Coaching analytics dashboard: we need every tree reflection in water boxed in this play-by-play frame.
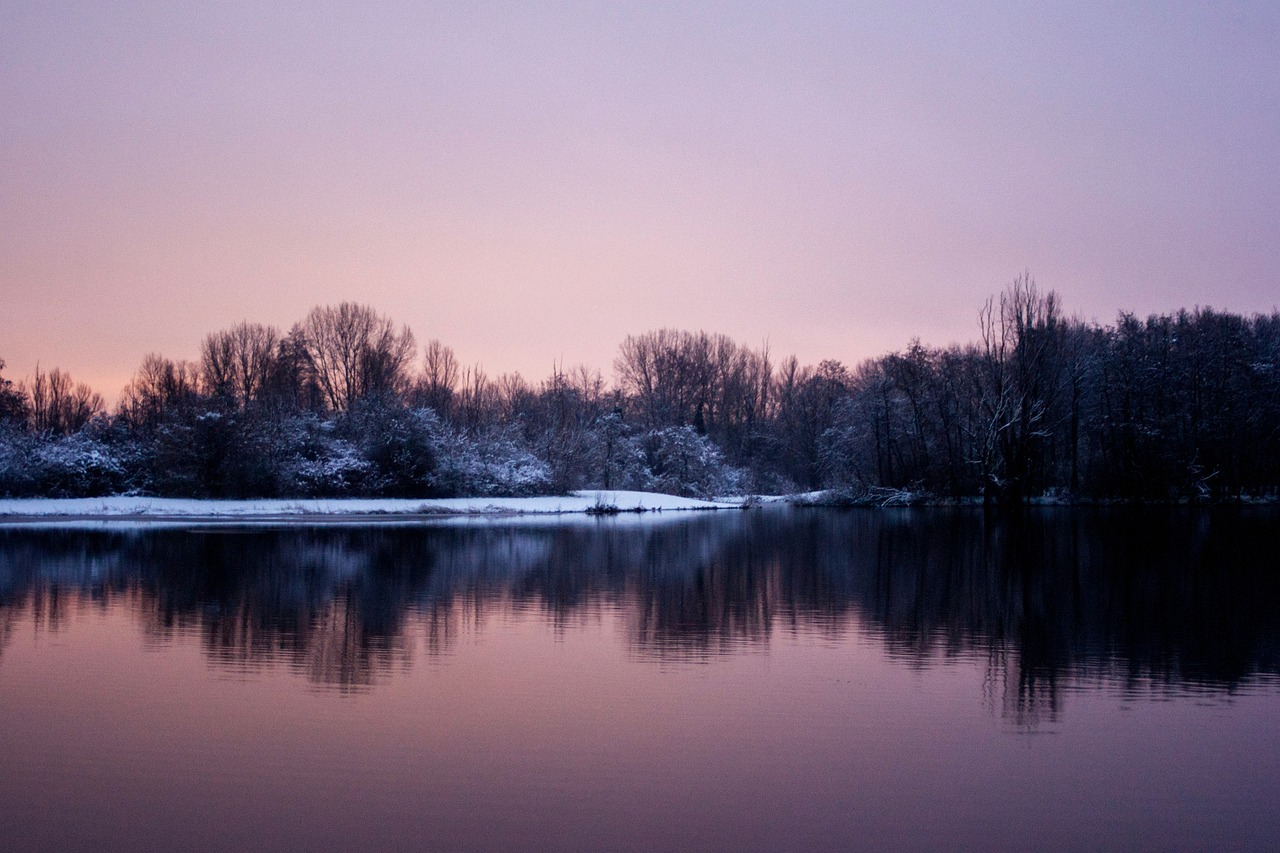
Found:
[1,508,1277,712]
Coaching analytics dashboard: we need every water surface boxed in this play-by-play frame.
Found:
[1,508,1278,851]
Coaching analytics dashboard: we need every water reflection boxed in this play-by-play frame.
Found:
[1,508,1277,714]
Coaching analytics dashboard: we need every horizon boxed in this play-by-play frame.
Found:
[7,287,1280,410]
[4,2,1279,403]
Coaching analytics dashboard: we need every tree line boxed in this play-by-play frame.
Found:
[2,277,1278,501]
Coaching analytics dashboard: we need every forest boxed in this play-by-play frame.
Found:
[2,277,1278,503]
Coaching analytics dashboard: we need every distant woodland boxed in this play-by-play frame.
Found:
[2,276,1278,502]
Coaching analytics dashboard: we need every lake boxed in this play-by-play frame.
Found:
[1,507,1277,851]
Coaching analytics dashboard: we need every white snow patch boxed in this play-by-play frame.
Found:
[0,490,742,523]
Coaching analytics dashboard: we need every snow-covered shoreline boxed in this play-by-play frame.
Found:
[0,490,744,524]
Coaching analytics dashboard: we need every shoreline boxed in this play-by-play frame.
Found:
[0,490,747,526]
[2,490,1275,527]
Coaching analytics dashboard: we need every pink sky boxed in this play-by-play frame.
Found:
[3,2,1278,402]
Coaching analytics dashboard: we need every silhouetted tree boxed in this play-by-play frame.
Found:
[118,354,200,428]
[298,303,416,412]
[23,366,103,435]
[200,321,280,409]
[415,339,459,417]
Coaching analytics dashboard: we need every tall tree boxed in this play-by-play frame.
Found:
[118,354,200,427]
[298,303,416,412]
[416,339,459,417]
[23,366,104,434]
[974,274,1065,502]
[200,322,281,408]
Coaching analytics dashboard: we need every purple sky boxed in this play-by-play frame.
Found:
[3,1,1278,400]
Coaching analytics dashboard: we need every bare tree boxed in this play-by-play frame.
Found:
[527,362,610,491]
[973,273,1064,501]
[773,357,851,489]
[417,339,459,416]
[495,372,533,422]
[23,365,104,434]
[298,303,416,411]
[455,364,498,429]
[615,330,669,429]
[615,329,763,437]
[119,354,199,426]
[200,322,280,408]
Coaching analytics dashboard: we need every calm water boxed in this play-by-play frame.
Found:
[1,508,1278,851]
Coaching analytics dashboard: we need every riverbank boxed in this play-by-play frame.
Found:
[5,488,1272,525]
[0,490,745,524]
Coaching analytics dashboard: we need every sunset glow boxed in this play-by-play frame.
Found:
[3,2,1277,399]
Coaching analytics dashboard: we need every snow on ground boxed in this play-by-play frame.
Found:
[0,490,743,523]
